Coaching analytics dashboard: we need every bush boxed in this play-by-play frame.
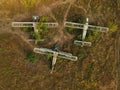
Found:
[30,16,48,44]
[107,22,118,32]
[23,27,33,32]
[86,35,93,42]
[37,16,48,33]
[76,35,82,40]
[24,52,38,63]
[86,30,99,42]
[36,17,48,43]
[78,54,84,60]
[66,27,74,34]
[46,54,52,60]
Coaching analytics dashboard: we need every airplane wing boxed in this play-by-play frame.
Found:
[12,22,34,27]
[57,51,77,61]
[33,48,78,61]
[12,22,58,28]
[33,48,54,54]
[44,22,58,28]
[74,40,92,46]
[64,22,84,29]
[64,22,109,32]
[88,25,109,32]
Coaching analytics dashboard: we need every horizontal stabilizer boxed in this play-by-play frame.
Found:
[74,40,92,46]
[44,22,59,28]
[64,22,84,29]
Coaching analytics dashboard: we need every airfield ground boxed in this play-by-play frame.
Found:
[0,0,120,90]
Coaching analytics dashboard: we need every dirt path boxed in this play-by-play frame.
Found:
[73,4,87,14]
[46,0,76,46]
[55,2,74,45]
[39,0,76,21]
[39,5,58,22]
[49,0,75,8]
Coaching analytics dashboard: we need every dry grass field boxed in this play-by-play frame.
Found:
[0,0,120,90]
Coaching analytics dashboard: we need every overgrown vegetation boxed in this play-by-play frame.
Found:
[67,27,99,42]
[66,27,74,34]
[77,53,84,60]
[76,35,82,40]
[32,16,48,44]
[24,52,38,63]
[0,0,119,89]
[86,30,99,42]
[107,22,118,32]
[22,16,48,44]
[46,53,53,60]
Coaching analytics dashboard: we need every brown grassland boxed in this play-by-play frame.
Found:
[0,0,120,90]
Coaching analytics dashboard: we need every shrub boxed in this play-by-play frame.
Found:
[76,35,82,40]
[23,27,33,32]
[78,54,84,60]
[46,54,52,60]
[24,52,37,63]
[107,22,118,32]
[87,34,94,42]
[31,16,48,44]
[32,32,42,44]
[92,30,99,36]
[66,27,74,34]
[37,16,48,33]
[86,30,99,42]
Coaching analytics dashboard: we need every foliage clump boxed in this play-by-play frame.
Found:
[46,53,52,60]
[107,22,118,32]
[86,30,99,42]
[24,52,38,63]
[31,16,48,44]
[37,17,48,32]
[33,17,48,43]
[77,53,84,60]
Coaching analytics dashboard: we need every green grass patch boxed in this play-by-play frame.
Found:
[24,52,38,63]
[107,22,118,32]
[77,54,84,60]
[86,30,99,42]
